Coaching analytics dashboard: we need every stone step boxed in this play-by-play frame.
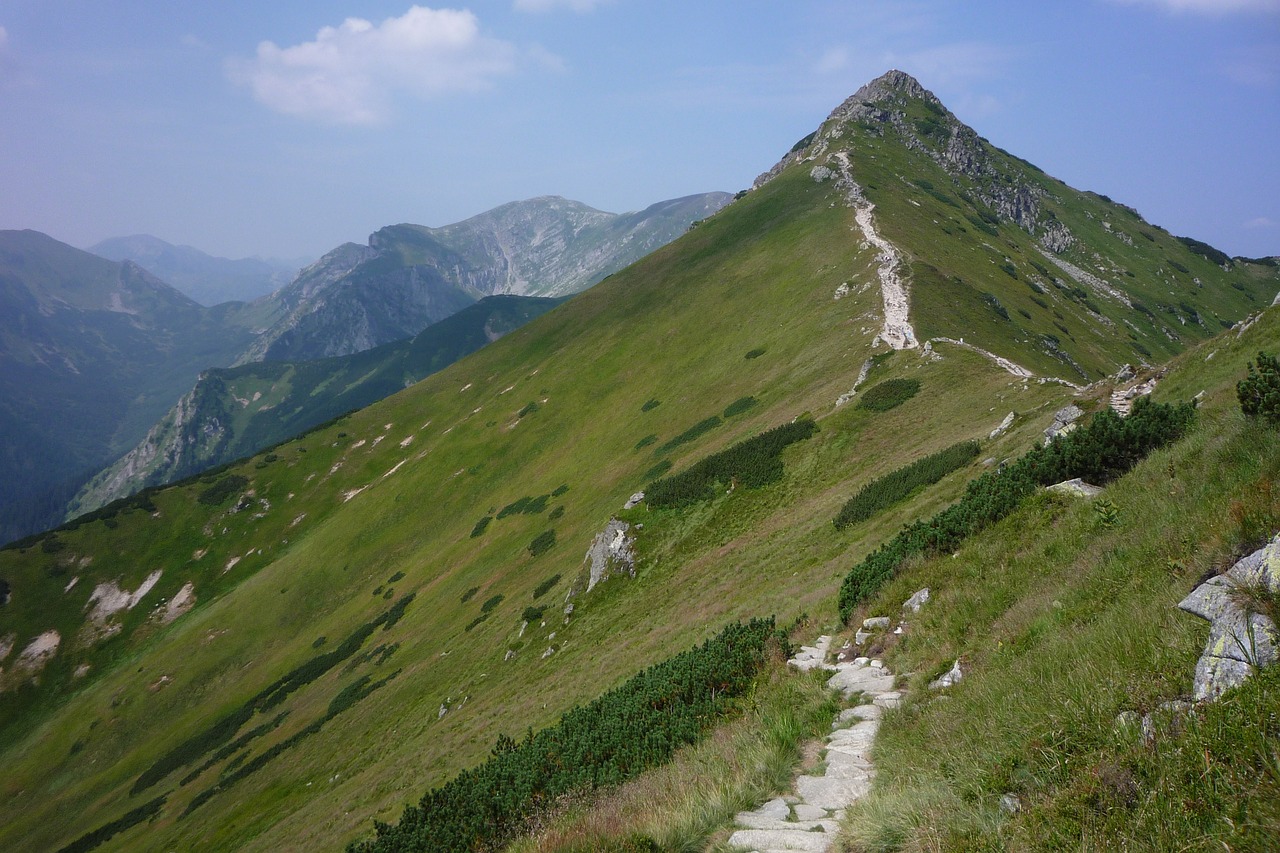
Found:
[727,827,835,852]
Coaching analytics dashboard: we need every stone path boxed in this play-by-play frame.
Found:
[726,635,900,853]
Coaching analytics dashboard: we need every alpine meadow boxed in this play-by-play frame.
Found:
[1,70,1278,853]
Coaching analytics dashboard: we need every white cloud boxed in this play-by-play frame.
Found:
[227,6,519,124]
[514,0,610,11]
[814,48,851,75]
[1107,0,1280,14]
[1245,216,1279,228]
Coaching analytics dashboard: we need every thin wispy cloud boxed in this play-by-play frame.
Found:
[514,0,610,11]
[1245,216,1278,228]
[1107,0,1280,14]
[227,6,519,125]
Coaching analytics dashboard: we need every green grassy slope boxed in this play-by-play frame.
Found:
[67,295,564,517]
[0,74,1275,853]
[839,306,1280,852]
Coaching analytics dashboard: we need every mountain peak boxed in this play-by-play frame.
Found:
[856,69,931,101]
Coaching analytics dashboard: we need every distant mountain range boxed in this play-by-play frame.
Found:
[0,192,730,541]
[241,193,731,363]
[87,234,305,306]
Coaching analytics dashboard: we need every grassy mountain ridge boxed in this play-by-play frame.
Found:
[0,72,1276,852]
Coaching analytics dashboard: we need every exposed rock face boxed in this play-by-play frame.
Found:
[1178,535,1280,701]
[583,518,636,592]
[1044,404,1084,443]
[902,588,931,613]
[755,69,1073,251]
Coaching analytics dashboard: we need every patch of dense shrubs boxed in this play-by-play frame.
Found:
[1238,351,1280,425]
[518,401,540,418]
[641,399,661,412]
[856,379,921,412]
[131,595,414,795]
[481,594,504,614]
[656,416,723,455]
[745,348,766,359]
[460,586,479,604]
[643,460,672,481]
[723,396,758,418]
[348,618,778,853]
[645,419,819,509]
[528,530,557,557]
[470,516,492,538]
[197,475,249,506]
[184,670,401,817]
[522,606,546,623]
[834,441,981,530]
[837,399,1195,622]
[552,484,570,497]
[635,434,658,450]
[179,712,289,786]
[56,796,167,853]
[533,574,561,599]
[497,495,550,518]
[548,505,565,521]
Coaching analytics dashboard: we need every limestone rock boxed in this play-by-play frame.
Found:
[1177,534,1280,701]
[583,518,636,592]
[1044,404,1084,443]
[623,491,645,509]
[1047,478,1103,498]
[929,659,964,690]
[862,616,891,630]
[989,411,1015,439]
[902,587,931,613]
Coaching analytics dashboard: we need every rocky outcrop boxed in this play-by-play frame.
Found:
[1178,535,1280,701]
[583,518,636,592]
[1044,404,1084,443]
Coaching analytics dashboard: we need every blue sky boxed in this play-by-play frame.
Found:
[0,0,1276,261]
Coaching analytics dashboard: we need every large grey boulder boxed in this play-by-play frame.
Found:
[1047,478,1103,498]
[1178,535,1280,701]
[1044,404,1084,443]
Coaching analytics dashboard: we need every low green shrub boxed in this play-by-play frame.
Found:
[470,517,492,538]
[528,530,556,557]
[481,594,504,614]
[635,434,658,450]
[460,586,479,604]
[723,396,758,418]
[521,606,546,623]
[646,419,819,509]
[518,401,539,418]
[347,619,778,853]
[837,399,1194,621]
[834,440,981,530]
[744,348,766,359]
[856,379,921,412]
[197,475,248,506]
[1238,351,1280,425]
[532,574,561,599]
[641,399,661,412]
[56,796,167,853]
[656,416,723,455]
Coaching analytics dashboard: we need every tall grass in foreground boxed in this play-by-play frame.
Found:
[840,410,1280,852]
[507,664,838,853]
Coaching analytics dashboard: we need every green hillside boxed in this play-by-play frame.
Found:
[67,295,563,517]
[0,72,1275,853]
